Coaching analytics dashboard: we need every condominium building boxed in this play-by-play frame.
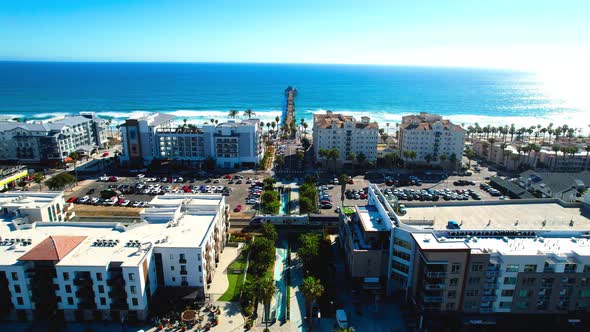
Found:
[1,191,67,232]
[0,193,229,322]
[0,114,107,164]
[339,184,590,329]
[121,113,265,169]
[313,111,379,165]
[399,112,465,168]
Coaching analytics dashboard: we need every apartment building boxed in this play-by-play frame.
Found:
[0,193,229,322]
[1,192,67,232]
[313,111,379,166]
[122,114,264,169]
[518,170,590,201]
[338,184,590,328]
[120,113,175,168]
[399,112,465,168]
[0,115,106,164]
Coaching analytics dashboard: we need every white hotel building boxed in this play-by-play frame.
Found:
[313,111,379,166]
[0,193,229,322]
[121,113,264,169]
[399,112,465,168]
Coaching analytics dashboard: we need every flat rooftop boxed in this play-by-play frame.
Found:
[401,202,590,231]
[356,205,390,232]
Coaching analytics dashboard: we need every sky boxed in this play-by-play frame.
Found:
[0,0,589,70]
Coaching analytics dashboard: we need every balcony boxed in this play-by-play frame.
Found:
[425,272,447,278]
[74,277,93,286]
[108,291,127,299]
[181,281,189,287]
[75,288,94,298]
[180,270,188,275]
[424,283,446,290]
[423,296,444,303]
[485,271,500,277]
[107,277,125,287]
[179,258,187,264]
[481,295,497,302]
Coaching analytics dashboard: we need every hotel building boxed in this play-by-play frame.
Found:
[0,114,107,164]
[0,193,229,322]
[338,184,590,329]
[313,111,379,166]
[121,113,264,169]
[398,112,465,168]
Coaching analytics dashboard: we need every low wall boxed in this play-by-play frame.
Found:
[402,198,582,209]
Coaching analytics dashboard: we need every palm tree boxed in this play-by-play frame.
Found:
[302,122,308,134]
[244,109,255,119]
[210,118,215,124]
[183,118,188,130]
[266,122,271,141]
[356,152,367,170]
[439,153,447,169]
[449,153,458,169]
[275,116,280,125]
[271,121,276,138]
[464,149,476,168]
[228,109,239,119]
[253,275,276,329]
[301,276,324,326]
[69,151,79,184]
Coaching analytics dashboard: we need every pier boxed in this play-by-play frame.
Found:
[282,86,297,133]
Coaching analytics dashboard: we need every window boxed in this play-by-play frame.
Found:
[96,273,102,281]
[449,278,458,286]
[501,290,514,297]
[130,286,137,294]
[584,265,590,273]
[200,277,203,284]
[198,266,202,272]
[465,290,479,297]
[516,301,528,309]
[445,303,455,310]
[451,264,461,273]
[394,238,411,250]
[392,261,409,274]
[506,264,519,272]
[14,285,21,293]
[468,277,481,285]
[67,297,74,305]
[180,253,186,260]
[471,263,483,272]
[518,290,531,298]
[580,290,590,298]
[503,277,517,285]
[63,272,69,281]
[98,285,104,293]
[128,273,135,281]
[524,264,537,272]
[522,277,536,286]
[499,301,512,309]
[448,290,456,299]
[17,297,23,305]
[171,266,175,271]
[169,254,174,259]
[132,298,138,306]
[65,285,71,293]
[100,297,106,305]
[11,272,18,281]
[198,254,201,261]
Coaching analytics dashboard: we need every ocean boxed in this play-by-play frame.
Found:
[0,61,587,130]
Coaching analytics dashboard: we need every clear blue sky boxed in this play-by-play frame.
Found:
[1,0,589,69]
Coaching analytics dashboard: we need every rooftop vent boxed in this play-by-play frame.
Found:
[502,237,509,243]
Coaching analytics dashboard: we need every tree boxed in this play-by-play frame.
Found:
[228,109,239,119]
[275,116,280,125]
[249,237,275,274]
[301,276,325,325]
[439,153,447,169]
[33,172,45,191]
[253,275,276,329]
[45,173,77,191]
[203,156,216,172]
[296,150,305,163]
[346,152,356,162]
[356,152,367,169]
[210,118,215,124]
[464,149,476,168]
[338,174,349,206]
[297,233,321,272]
[449,153,458,169]
[261,223,278,244]
[274,154,285,168]
[302,122,308,134]
[263,177,276,190]
[244,109,255,119]
[301,137,311,151]
[68,151,79,183]
[383,152,397,168]
[261,190,280,214]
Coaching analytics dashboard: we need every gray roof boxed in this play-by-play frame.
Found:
[0,116,91,133]
[150,113,175,127]
[520,170,590,194]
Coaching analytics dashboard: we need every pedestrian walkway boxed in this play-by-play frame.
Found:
[208,244,243,296]
[289,253,306,332]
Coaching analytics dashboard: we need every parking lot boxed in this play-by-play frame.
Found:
[64,172,267,216]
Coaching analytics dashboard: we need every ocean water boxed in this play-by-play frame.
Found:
[0,61,587,129]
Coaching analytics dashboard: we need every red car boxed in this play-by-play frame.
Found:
[234,204,242,212]
[116,198,125,206]
[102,152,109,157]
[359,193,367,199]
[66,197,77,203]
[348,178,354,184]
[224,174,233,179]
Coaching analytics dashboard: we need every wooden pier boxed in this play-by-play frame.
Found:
[282,86,297,132]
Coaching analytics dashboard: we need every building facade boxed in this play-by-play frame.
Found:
[313,111,379,166]
[0,193,229,322]
[121,113,265,169]
[338,184,590,329]
[399,112,465,168]
[0,115,106,164]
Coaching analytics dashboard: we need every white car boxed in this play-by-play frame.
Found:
[99,176,108,182]
[121,200,130,206]
[137,174,145,178]
[132,201,142,207]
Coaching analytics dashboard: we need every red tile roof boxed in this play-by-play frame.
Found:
[18,235,87,261]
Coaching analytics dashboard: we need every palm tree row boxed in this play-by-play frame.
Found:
[465,122,585,145]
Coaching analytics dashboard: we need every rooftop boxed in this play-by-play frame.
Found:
[400,201,590,231]
[356,205,390,232]
[313,112,378,130]
[0,192,62,209]
[400,112,463,131]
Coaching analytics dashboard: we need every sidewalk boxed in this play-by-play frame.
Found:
[289,252,306,332]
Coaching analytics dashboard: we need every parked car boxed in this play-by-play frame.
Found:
[102,152,109,157]
[66,197,77,203]
[234,204,242,212]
